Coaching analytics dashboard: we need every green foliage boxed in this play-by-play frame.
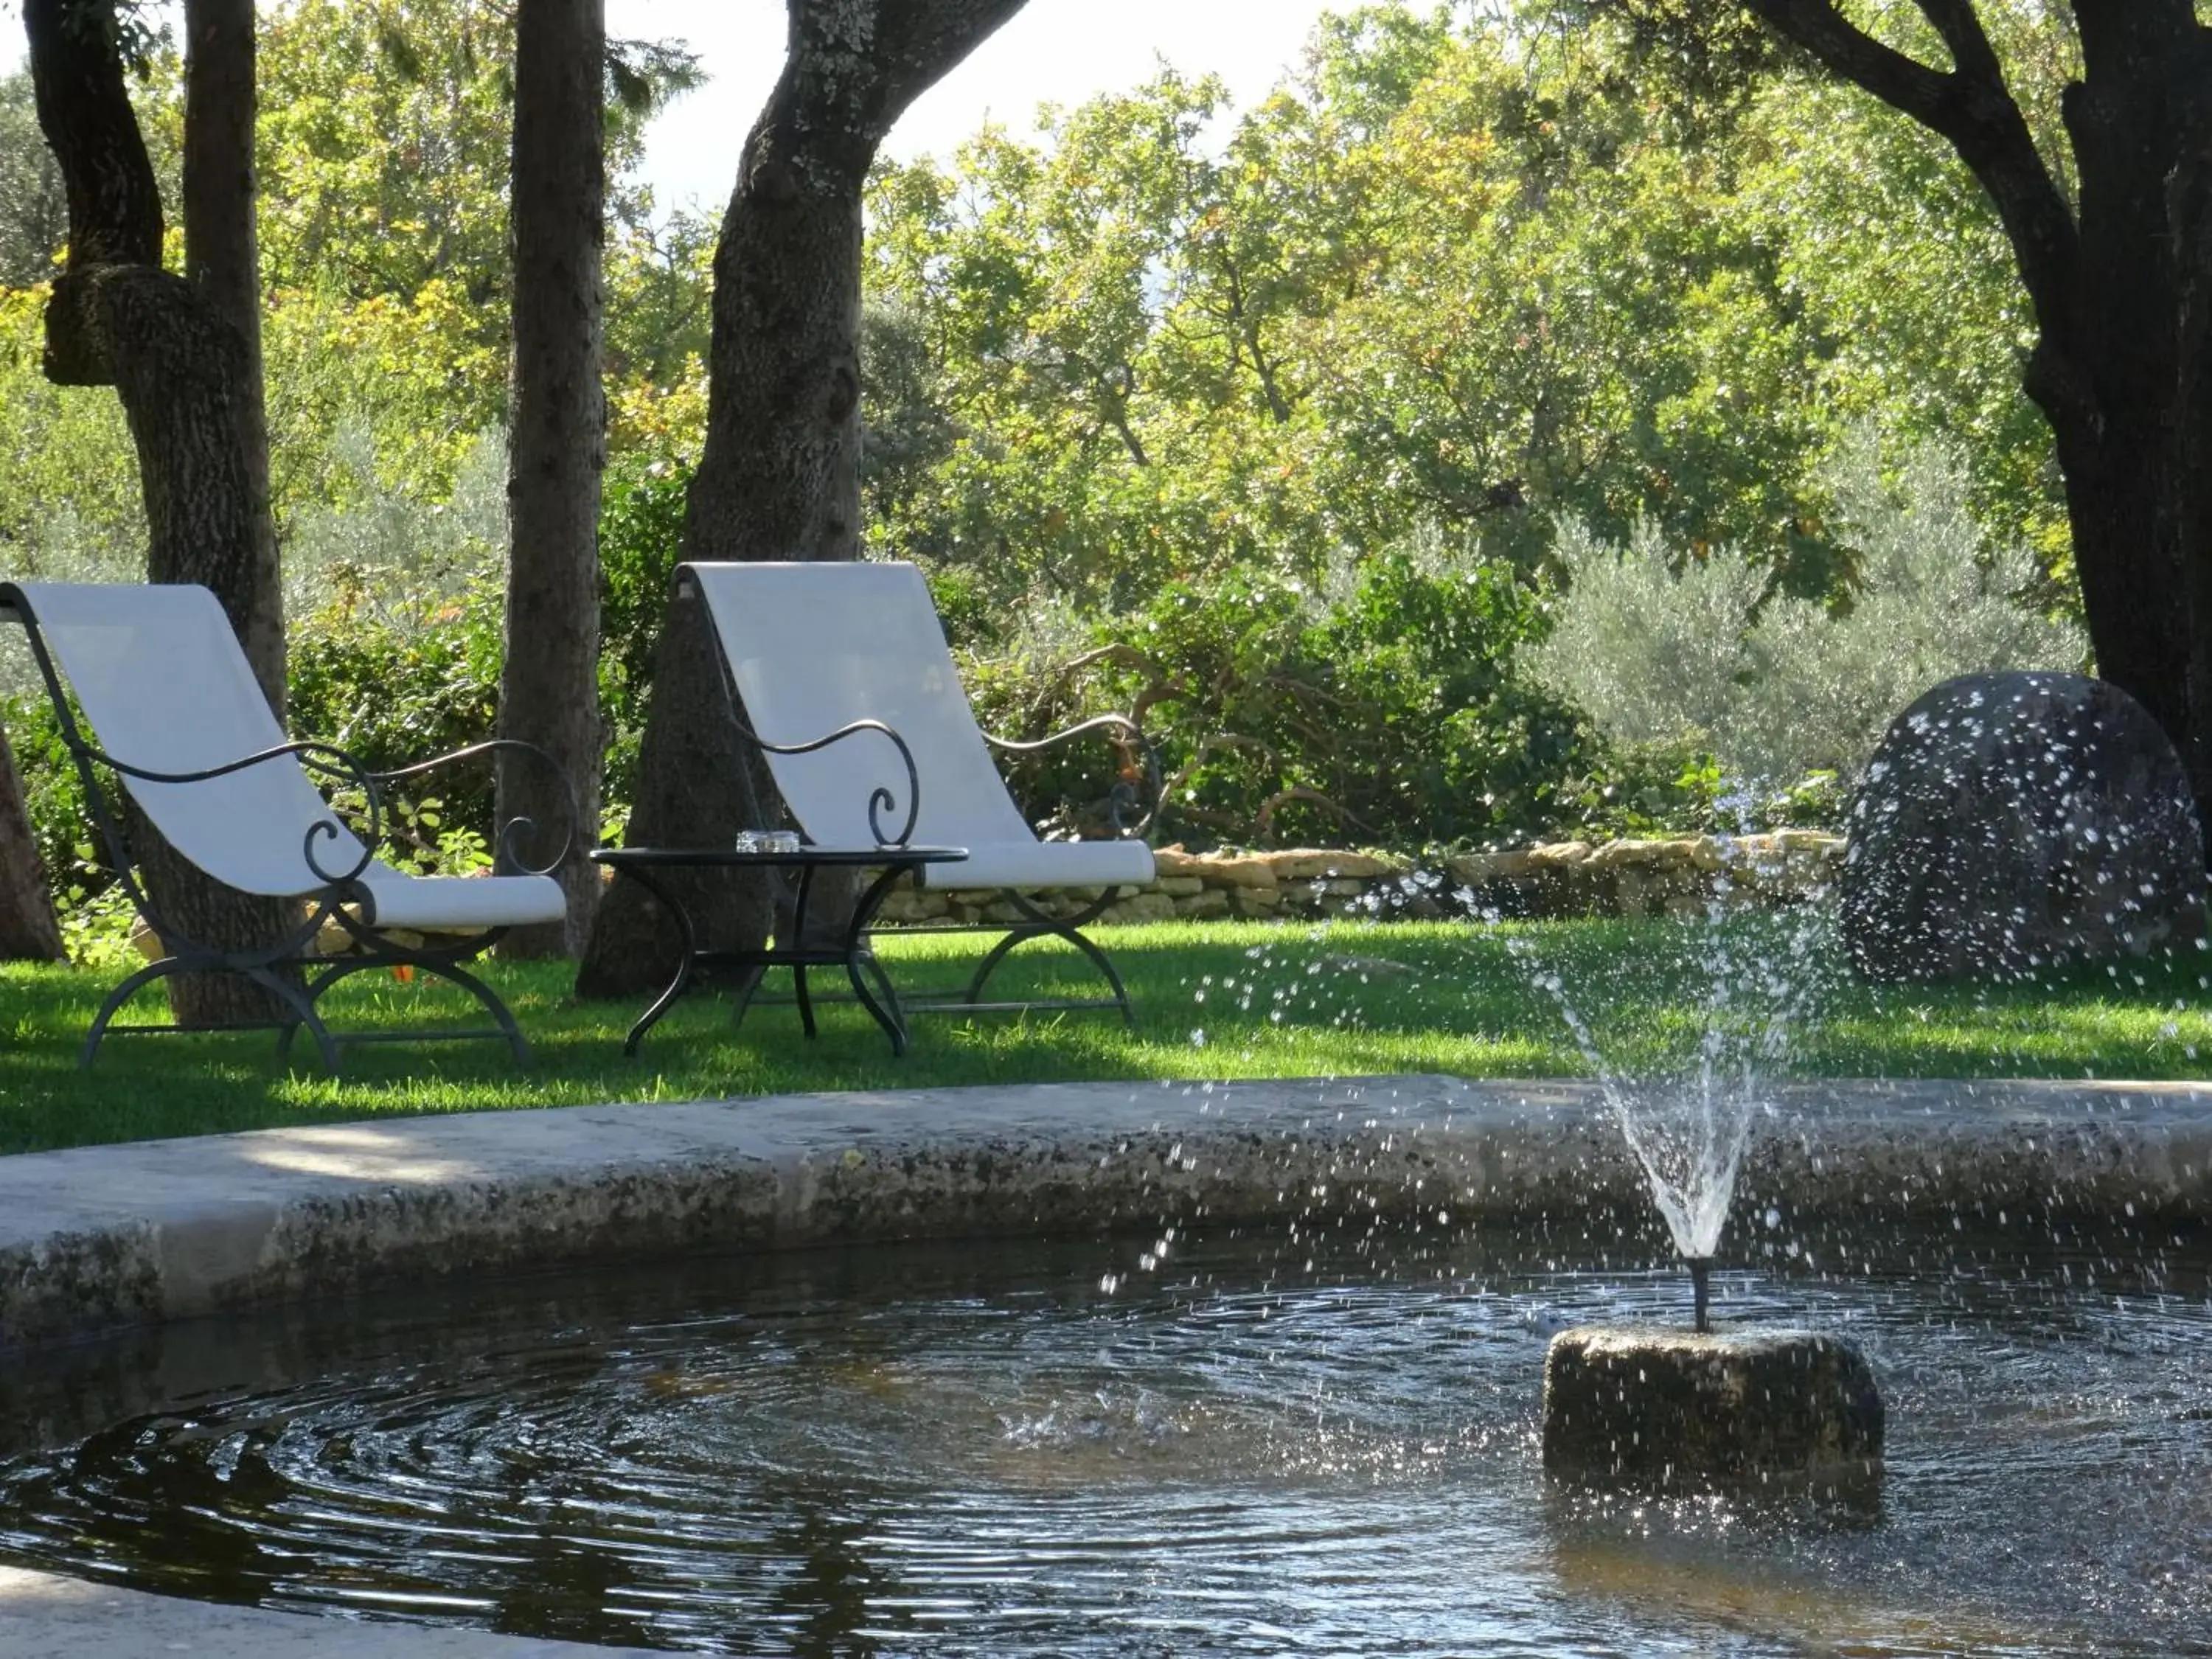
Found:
[0,74,64,288]
[863,4,2071,613]
[254,0,515,313]
[605,210,716,390]
[0,690,100,924]
[282,421,508,619]
[253,0,699,330]
[597,456,692,812]
[1523,429,2087,787]
[0,288,145,599]
[1745,69,2069,577]
[964,547,1602,849]
[285,577,506,870]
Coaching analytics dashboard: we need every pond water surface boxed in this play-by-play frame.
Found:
[0,1221,2203,1655]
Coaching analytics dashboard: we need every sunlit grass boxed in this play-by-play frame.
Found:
[0,917,2206,1155]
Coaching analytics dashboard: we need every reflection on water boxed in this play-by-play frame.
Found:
[0,1225,2203,1655]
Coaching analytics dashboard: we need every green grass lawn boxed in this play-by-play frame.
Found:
[0,916,2208,1155]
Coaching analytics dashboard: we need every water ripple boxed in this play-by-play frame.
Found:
[0,1228,2200,1655]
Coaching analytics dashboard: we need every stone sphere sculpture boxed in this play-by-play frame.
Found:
[1840,672,2206,982]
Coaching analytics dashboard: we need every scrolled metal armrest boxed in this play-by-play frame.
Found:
[371,738,582,877]
[984,712,1162,839]
[728,715,921,848]
[83,737,385,887]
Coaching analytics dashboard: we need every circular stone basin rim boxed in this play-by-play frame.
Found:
[0,1074,2204,1656]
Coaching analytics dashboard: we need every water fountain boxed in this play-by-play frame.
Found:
[1515,886,1888,1489]
[0,1208,2199,1653]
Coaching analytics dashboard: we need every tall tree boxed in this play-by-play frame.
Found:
[501,0,606,956]
[1732,0,2212,825]
[579,0,1031,996]
[26,0,291,1023]
[183,0,278,705]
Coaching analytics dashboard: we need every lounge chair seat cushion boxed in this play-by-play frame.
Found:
[355,869,566,931]
[914,838,1154,891]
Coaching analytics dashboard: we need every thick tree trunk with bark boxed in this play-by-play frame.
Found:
[183,0,279,703]
[580,0,1029,997]
[1745,0,2212,835]
[0,729,65,961]
[2055,14,2212,810]
[501,0,607,957]
[28,0,293,1023]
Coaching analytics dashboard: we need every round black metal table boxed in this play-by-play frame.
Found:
[588,844,967,1057]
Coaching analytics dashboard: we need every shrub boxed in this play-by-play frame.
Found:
[285,577,506,872]
[961,549,1607,849]
[2,687,95,914]
[1523,429,2086,789]
[282,422,507,625]
[597,455,691,815]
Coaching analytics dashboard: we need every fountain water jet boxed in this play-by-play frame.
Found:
[1514,884,1884,1486]
[1515,887,1826,1318]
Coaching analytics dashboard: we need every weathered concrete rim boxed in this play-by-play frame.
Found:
[0,1073,2207,1655]
[1,1073,2206,1353]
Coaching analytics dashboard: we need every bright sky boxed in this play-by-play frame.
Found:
[608,0,1345,215]
[1,1,1346,214]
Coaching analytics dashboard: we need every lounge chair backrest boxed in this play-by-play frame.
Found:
[684,561,1039,852]
[4,582,369,898]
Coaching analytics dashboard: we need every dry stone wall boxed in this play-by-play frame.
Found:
[872,832,1841,927]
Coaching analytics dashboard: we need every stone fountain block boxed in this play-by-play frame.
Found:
[1542,1326,1882,1489]
[1840,671,2205,982]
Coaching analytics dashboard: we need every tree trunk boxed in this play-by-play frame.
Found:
[183,0,279,706]
[0,728,65,962]
[580,0,1029,997]
[501,0,606,958]
[29,0,293,1023]
[1744,0,2212,836]
[571,590,774,998]
[2051,18,2212,818]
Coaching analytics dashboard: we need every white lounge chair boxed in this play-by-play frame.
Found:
[0,581,574,1068]
[683,560,1158,1022]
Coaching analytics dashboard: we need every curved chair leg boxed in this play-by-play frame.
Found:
[82,957,344,1073]
[406,956,532,1065]
[276,959,372,1062]
[959,923,1037,1006]
[80,958,183,1070]
[276,947,529,1067]
[254,966,343,1073]
[846,864,915,1054]
[961,890,1135,1025]
[88,954,344,1073]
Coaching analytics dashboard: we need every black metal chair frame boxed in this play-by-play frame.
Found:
[877,716,1164,1026]
[4,587,577,1071]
